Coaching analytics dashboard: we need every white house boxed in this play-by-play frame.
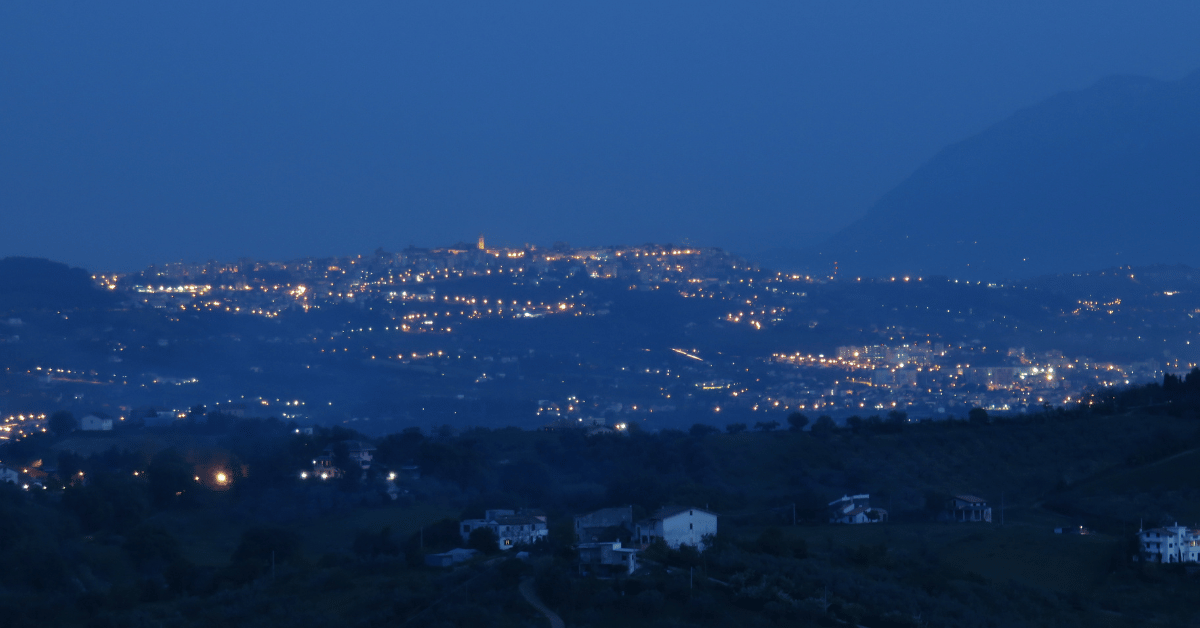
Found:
[829,494,887,524]
[460,509,549,550]
[577,541,639,575]
[323,440,376,470]
[0,465,18,484]
[635,506,718,551]
[80,414,113,431]
[1139,523,1200,563]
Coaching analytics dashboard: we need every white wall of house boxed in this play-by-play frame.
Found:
[495,521,549,549]
[80,415,113,431]
[637,509,717,550]
[1140,525,1200,563]
[832,511,871,524]
[460,516,549,550]
[828,494,886,524]
[578,541,639,575]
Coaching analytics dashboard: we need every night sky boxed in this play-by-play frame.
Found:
[2,2,1199,271]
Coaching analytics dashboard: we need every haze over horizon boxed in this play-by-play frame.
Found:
[2,2,1200,272]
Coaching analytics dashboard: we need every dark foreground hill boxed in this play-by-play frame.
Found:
[812,69,1200,281]
[0,256,118,312]
[5,376,1200,627]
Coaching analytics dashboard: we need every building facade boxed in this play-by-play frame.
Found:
[944,495,992,522]
[635,507,717,551]
[828,494,888,524]
[577,541,638,575]
[574,506,633,543]
[1139,524,1200,563]
[460,509,549,550]
[80,414,113,431]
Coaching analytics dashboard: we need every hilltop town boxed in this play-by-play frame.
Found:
[3,245,1196,438]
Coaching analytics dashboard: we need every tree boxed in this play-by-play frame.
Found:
[467,526,500,554]
[756,527,788,556]
[1185,367,1200,391]
[354,526,400,559]
[725,423,747,434]
[811,415,836,436]
[375,426,425,466]
[146,449,195,508]
[227,525,301,583]
[405,517,462,555]
[968,408,989,424]
[754,420,780,432]
[48,410,76,436]
[689,423,719,437]
[786,413,809,432]
[674,543,703,568]
[330,440,353,474]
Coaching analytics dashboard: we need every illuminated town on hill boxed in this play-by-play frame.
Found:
[4,240,1171,435]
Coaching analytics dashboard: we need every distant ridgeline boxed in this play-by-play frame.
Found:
[0,257,118,311]
[811,69,1200,281]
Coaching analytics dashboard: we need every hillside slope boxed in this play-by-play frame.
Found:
[0,257,118,312]
[812,69,1200,280]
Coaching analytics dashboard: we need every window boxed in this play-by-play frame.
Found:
[504,539,512,546]
[689,523,693,530]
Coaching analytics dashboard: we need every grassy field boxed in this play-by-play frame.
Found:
[936,525,1116,593]
[1053,447,1200,524]
[738,515,1119,595]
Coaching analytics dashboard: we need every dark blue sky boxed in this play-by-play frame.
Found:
[3,2,1199,271]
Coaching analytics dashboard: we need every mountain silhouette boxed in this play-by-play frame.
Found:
[0,257,117,311]
[812,69,1200,280]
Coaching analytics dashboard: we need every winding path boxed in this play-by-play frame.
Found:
[519,578,565,628]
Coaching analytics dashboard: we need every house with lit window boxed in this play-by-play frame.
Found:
[828,494,887,524]
[635,506,717,551]
[460,509,549,550]
[1139,523,1200,563]
[309,455,343,480]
